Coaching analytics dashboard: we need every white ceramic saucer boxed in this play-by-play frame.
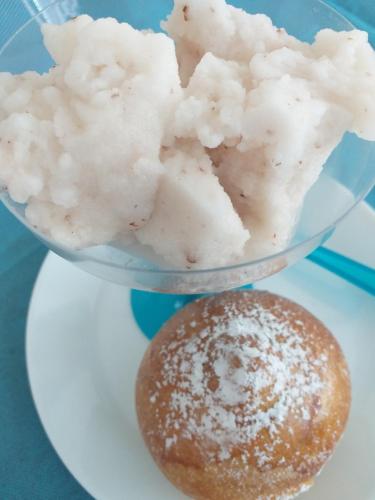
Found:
[26,201,375,500]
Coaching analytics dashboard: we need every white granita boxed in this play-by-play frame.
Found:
[0,15,180,248]
[210,77,352,257]
[1,0,375,268]
[165,0,375,259]
[136,142,250,269]
[163,0,306,85]
[173,53,250,148]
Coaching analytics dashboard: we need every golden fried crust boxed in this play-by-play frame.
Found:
[136,291,351,500]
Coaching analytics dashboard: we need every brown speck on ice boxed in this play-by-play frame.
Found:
[182,5,189,22]
[208,376,219,392]
[129,222,138,228]
[299,160,303,165]
[275,162,282,167]
[186,254,197,264]
[64,215,71,223]
[240,193,246,198]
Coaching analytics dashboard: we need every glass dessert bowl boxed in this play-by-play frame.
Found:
[1,0,374,294]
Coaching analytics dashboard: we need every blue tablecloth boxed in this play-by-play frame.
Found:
[0,2,374,499]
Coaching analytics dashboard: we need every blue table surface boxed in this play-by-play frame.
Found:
[0,1,374,499]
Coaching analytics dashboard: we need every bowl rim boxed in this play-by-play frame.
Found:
[1,0,374,277]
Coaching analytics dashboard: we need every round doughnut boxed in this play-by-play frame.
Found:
[136,291,351,499]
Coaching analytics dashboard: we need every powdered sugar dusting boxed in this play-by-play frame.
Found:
[150,294,329,467]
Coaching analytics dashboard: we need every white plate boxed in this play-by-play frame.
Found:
[27,201,375,500]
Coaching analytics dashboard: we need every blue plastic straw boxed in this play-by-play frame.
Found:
[307,247,375,296]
